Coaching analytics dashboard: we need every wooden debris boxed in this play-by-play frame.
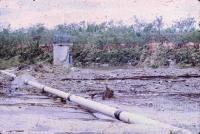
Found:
[17,64,30,71]
[34,64,53,73]
[102,86,114,100]
[89,86,114,100]
[61,74,200,81]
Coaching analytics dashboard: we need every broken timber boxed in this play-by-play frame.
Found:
[61,74,200,81]
[0,70,192,134]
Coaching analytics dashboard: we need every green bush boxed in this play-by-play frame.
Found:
[175,48,200,66]
[0,17,199,68]
[154,45,175,66]
[73,44,142,66]
[19,41,42,63]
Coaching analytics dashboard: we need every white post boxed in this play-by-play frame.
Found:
[53,43,72,66]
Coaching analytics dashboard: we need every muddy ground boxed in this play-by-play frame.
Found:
[0,65,200,134]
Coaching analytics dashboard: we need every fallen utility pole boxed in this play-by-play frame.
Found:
[0,70,191,134]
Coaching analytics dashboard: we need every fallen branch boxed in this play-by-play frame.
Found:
[61,74,200,81]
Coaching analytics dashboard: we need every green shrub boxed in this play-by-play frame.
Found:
[0,18,199,68]
[175,48,200,66]
[154,45,175,66]
[0,56,20,69]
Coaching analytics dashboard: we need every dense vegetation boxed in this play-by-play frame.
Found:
[0,17,199,69]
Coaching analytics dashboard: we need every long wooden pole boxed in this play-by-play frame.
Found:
[0,70,191,134]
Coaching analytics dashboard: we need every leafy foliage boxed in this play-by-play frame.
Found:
[0,17,199,68]
[175,48,200,66]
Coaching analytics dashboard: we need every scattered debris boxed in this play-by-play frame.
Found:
[61,74,200,81]
[102,86,114,100]
[17,64,30,71]
[33,64,53,73]
[34,64,44,72]
[88,86,114,100]
[0,65,200,133]
[6,130,24,133]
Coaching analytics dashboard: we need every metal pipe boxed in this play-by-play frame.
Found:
[0,70,191,134]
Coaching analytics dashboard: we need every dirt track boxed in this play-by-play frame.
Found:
[0,65,200,134]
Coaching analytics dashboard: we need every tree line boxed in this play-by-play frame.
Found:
[0,17,199,68]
